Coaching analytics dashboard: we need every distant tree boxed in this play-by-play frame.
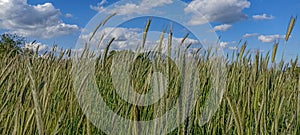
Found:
[0,33,25,57]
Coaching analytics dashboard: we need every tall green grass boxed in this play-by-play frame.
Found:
[1,42,299,134]
[0,17,299,134]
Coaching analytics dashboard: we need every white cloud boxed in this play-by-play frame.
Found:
[253,14,274,20]
[65,13,73,18]
[243,33,259,38]
[24,42,49,52]
[79,27,201,53]
[258,34,285,43]
[0,0,79,39]
[79,27,142,50]
[220,41,237,50]
[90,0,107,13]
[213,24,232,31]
[184,0,250,25]
[91,0,173,15]
[220,42,229,47]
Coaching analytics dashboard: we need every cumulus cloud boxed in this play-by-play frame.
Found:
[90,0,107,13]
[79,27,201,53]
[79,27,142,50]
[253,13,274,20]
[64,13,73,18]
[220,41,237,50]
[213,24,232,31]
[24,42,49,52]
[258,34,285,43]
[184,0,251,25]
[0,0,79,39]
[243,33,259,38]
[220,42,229,47]
[91,0,173,15]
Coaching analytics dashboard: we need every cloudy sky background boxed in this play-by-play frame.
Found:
[0,0,299,61]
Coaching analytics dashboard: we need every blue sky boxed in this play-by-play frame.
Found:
[0,0,299,61]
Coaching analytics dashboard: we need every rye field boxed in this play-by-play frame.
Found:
[0,17,299,135]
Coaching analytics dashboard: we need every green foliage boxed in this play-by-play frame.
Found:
[0,33,25,57]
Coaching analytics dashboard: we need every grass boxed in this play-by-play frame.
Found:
[0,17,300,134]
